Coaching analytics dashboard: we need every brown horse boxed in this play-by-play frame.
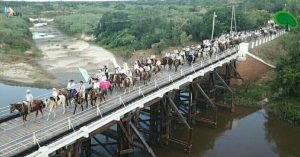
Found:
[152,64,161,76]
[218,42,226,52]
[88,89,106,107]
[142,71,151,85]
[59,89,71,106]
[10,100,45,122]
[73,92,86,114]
[109,74,123,89]
[161,57,173,70]
[122,77,136,94]
[173,59,183,72]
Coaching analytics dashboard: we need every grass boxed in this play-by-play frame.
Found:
[249,33,291,65]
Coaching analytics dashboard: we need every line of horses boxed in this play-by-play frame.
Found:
[9,27,283,123]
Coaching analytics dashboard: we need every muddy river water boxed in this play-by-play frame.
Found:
[1,83,299,157]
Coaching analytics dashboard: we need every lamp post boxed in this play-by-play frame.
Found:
[211,12,217,40]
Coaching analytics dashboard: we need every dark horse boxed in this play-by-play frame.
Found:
[173,59,183,72]
[73,92,86,114]
[88,89,106,107]
[10,100,45,122]
[161,57,173,70]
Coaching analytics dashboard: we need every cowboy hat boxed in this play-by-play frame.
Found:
[26,89,31,93]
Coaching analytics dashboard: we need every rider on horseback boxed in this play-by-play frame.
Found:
[52,88,59,102]
[77,81,86,99]
[103,65,109,80]
[67,79,75,93]
[24,89,33,113]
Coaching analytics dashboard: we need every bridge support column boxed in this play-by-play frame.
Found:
[167,91,193,154]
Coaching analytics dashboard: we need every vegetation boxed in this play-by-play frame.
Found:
[236,32,300,124]
[0,16,40,56]
[25,0,281,57]
[270,32,300,124]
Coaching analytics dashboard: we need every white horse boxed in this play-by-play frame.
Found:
[45,95,66,121]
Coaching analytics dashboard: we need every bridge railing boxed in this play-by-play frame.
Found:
[0,30,286,121]
[0,31,286,156]
[0,45,238,156]
[0,92,53,120]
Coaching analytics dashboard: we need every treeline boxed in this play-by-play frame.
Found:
[93,1,274,56]
[270,32,300,124]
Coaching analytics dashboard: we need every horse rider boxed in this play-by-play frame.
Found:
[115,66,121,74]
[147,57,152,70]
[165,52,170,58]
[180,49,185,63]
[120,67,127,76]
[133,61,139,71]
[92,78,100,93]
[170,52,176,61]
[24,89,33,113]
[77,81,86,99]
[144,64,151,78]
[52,88,59,102]
[67,79,76,97]
[103,65,109,80]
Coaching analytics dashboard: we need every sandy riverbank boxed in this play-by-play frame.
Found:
[0,54,60,88]
[0,22,120,88]
[31,23,119,84]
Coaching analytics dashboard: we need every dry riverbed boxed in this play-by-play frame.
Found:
[0,22,120,88]
[0,54,59,88]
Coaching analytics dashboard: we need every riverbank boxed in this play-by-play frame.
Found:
[0,54,60,88]
[234,32,300,125]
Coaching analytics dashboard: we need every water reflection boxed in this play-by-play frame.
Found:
[155,108,300,157]
[265,114,300,157]
[0,83,50,108]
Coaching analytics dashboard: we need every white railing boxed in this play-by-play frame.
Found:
[0,47,237,157]
[0,30,285,121]
[0,31,286,157]
[0,93,53,120]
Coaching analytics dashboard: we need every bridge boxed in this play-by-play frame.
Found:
[0,31,285,157]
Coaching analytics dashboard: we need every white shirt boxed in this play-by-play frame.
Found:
[52,91,58,98]
[144,66,150,72]
[67,82,75,90]
[25,93,33,102]
[93,82,100,89]
[134,63,139,70]
[180,51,185,56]
[120,69,126,74]
[78,84,85,93]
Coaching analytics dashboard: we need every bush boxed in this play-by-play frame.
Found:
[0,16,34,55]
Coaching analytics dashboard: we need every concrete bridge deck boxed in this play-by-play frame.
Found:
[0,31,285,157]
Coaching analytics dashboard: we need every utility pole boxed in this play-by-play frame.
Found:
[211,12,217,40]
[230,5,237,33]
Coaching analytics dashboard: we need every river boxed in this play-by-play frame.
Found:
[0,83,299,157]
[154,107,300,157]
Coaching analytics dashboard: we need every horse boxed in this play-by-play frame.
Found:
[161,57,173,70]
[152,64,161,76]
[73,92,86,114]
[173,58,183,72]
[59,88,71,106]
[218,42,226,53]
[46,95,66,121]
[122,77,136,94]
[88,89,106,107]
[10,100,45,122]
[142,71,151,85]
[109,74,123,89]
